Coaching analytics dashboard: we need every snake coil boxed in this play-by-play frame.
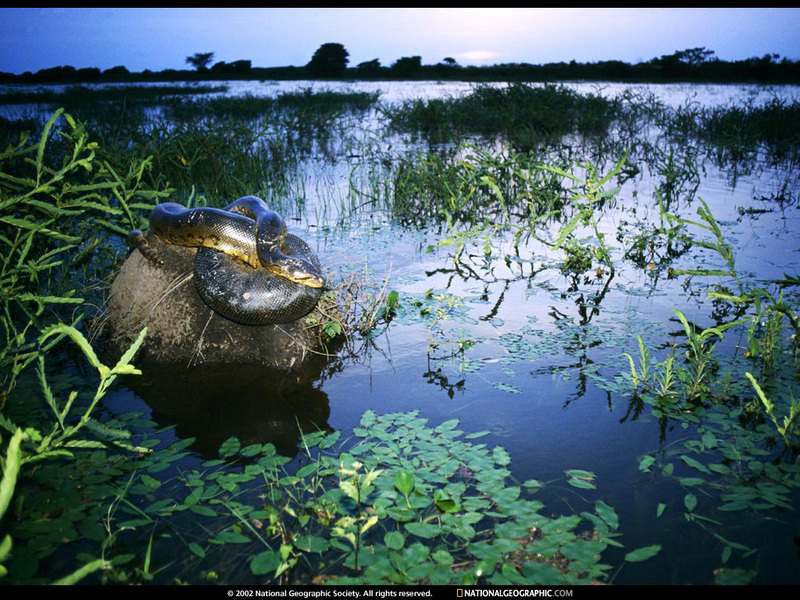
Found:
[130,196,325,326]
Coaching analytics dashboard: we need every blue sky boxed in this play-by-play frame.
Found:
[1,8,799,75]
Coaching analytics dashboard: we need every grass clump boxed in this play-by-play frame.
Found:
[386,83,620,150]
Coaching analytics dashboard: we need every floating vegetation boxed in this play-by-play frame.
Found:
[2,408,661,585]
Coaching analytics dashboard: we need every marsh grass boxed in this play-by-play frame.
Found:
[0,84,228,107]
[89,88,380,203]
[386,83,621,151]
[662,97,800,169]
[391,142,567,228]
[163,88,380,122]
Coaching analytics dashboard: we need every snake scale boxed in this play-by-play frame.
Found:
[129,196,325,326]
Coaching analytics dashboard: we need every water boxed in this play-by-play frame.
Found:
[6,80,800,584]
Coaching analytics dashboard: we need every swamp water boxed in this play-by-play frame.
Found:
[3,81,800,585]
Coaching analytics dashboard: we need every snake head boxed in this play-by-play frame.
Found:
[271,260,326,288]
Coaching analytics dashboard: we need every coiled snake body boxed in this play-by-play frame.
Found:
[129,196,325,325]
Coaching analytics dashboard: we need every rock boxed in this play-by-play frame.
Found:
[101,235,331,370]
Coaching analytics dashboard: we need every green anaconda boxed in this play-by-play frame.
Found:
[129,196,325,326]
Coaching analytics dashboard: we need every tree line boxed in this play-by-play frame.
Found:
[2,43,798,85]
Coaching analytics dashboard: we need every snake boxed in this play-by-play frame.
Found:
[129,196,325,326]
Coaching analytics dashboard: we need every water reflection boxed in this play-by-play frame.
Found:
[126,355,336,457]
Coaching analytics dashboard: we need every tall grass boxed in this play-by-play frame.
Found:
[0,109,170,395]
[386,83,621,150]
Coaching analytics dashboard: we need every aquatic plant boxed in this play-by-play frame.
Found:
[66,410,659,585]
[695,97,800,165]
[386,83,621,151]
[0,109,170,396]
[660,196,743,295]
[0,324,147,583]
[0,84,228,107]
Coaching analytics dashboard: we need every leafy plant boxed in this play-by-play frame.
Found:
[0,109,169,396]
[660,196,742,295]
[0,324,147,583]
[746,372,800,451]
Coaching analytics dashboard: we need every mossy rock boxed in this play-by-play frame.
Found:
[102,236,334,369]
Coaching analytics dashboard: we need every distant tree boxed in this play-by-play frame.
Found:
[103,65,130,76]
[230,60,251,71]
[186,52,215,71]
[678,47,716,65]
[75,67,101,81]
[441,57,458,67]
[654,47,716,67]
[211,60,252,76]
[356,58,382,77]
[34,65,76,82]
[307,43,349,77]
[391,56,422,78]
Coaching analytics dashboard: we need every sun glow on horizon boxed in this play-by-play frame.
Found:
[453,50,502,64]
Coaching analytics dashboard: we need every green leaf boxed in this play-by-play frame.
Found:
[0,429,23,520]
[435,419,460,432]
[594,500,618,530]
[394,470,415,498]
[565,469,597,489]
[38,324,102,370]
[492,446,511,466]
[700,431,718,449]
[215,530,250,544]
[384,530,405,550]
[678,477,705,486]
[51,558,107,585]
[405,521,441,539]
[296,463,319,478]
[251,550,281,575]
[218,437,241,457]
[493,382,522,394]
[625,545,661,563]
[684,493,698,513]
[638,455,656,472]
[190,505,217,517]
[294,535,330,553]
[434,488,459,513]
[681,455,711,474]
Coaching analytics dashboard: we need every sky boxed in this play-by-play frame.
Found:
[1,7,799,75]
